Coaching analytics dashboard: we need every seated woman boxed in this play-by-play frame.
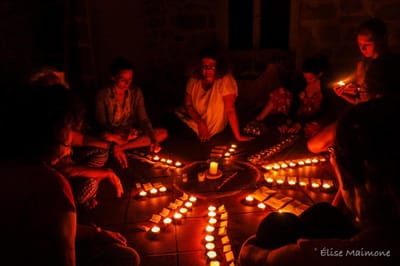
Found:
[254,55,334,138]
[307,17,400,154]
[175,48,254,142]
[238,96,399,266]
[28,66,124,211]
[95,56,168,166]
[1,84,140,266]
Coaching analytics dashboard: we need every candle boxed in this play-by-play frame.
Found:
[245,195,254,202]
[311,158,319,164]
[337,80,345,86]
[311,178,321,188]
[305,159,312,165]
[208,218,217,225]
[166,159,173,165]
[287,176,297,185]
[205,242,215,250]
[273,163,280,170]
[264,165,272,171]
[224,152,231,157]
[322,180,334,189]
[266,177,274,184]
[184,201,193,208]
[280,162,288,168]
[208,211,216,217]
[209,162,218,175]
[139,190,147,197]
[297,160,305,166]
[189,196,197,203]
[228,148,235,153]
[175,161,182,167]
[230,144,237,149]
[289,161,297,167]
[207,251,217,259]
[276,177,285,185]
[209,261,220,266]
[150,188,158,195]
[152,155,160,161]
[206,225,215,233]
[160,158,167,163]
[163,217,172,225]
[158,186,167,192]
[151,225,160,233]
[173,212,183,220]
[257,202,266,209]
[208,206,216,212]
[299,177,308,186]
[179,207,188,214]
[205,235,214,242]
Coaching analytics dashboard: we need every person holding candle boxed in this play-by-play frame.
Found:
[174,48,254,142]
[307,17,400,154]
[238,96,400,266]
[95,56,168,167]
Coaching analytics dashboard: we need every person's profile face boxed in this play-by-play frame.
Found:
[357,33,378,59]
[113,69,133,90]
[201,58,217,84]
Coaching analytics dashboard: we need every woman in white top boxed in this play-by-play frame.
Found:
[176,49,254,142]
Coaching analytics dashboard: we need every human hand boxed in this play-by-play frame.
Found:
[197,120,210,142]
[107,169,124,197]
[150,141,161,153]
[112,145,128,168]
[97,229,128,246]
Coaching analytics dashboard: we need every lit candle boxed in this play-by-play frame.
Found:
[266,177,274,184]
[207,251,217,259]
[257,202,266,209]
[153,155,160,161]
[205,235,215,242]
[205,242,215,250]
[151,225,160,234]
[299,177,308,186]
[184,201,193,208]
[175,161,182,167]
[208,218,217,225]
[160,158,167,163]
[273,163,280,170]
[245,195,254,203]
[322,180,334,189]
[158,186,167,192]
[311,178,321,188]
[163,217,172,225]
[230,144,237,149]
[280,162,288,168]
[337,80,345,86]
[173,212,183,220]
[166,159,173,165]
[179,207,188,214]
[139,190,147,197]
[224,152,231,157]
[276,177,285,184]
[289,161,297,167]
[305,159,312,165]
[287,176,297,185]
[264,165,272,171]
[209,162,218,175]
[208,211,216,217]
[206,225,215,233]
[228,148,235,153]
[208,206,216,212]
[189,196,197,203]
[209,261,220,266]
[311,158,319,164]
[297,160,305,166]
[150,188,158,195]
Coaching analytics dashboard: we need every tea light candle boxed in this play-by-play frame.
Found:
[273,163,280,170]
[206,225,215,233]
[276,177,285,185]
[163,217,172,225]
[205,242,215,250]
[289,161,297,167]
[257,202,266,209]
[230,144,237,149]
[228,148,235,153]
[208,211,216,217]
[173,212,183,220]
[322,180,334,189]
[209,161,218,175]
[208,206,216,212]
[299,177,308,186]
[189,196,197,203]
[280,162,288,168]
[179,207,188,214]
[287,176,297,185]
[139,190,147,197]
[150,188,158,195]
[166,159,173,165]
[264,165,272,171]
[266,177,274,184]
[151,225,161,234]
[311,178,321,188]
[152,155,160,161]
[311,158,319,164]
[209,260,220,266]
[207,251,217,259]
[305,159,312,165]
[184,201,193,208]
[160,158,167,163]
[245,195,254,203]
[208,217,217,225]
[297,160,305,166]
[175,161,182,167]
[337,80,345,86]
[158,186,167,192]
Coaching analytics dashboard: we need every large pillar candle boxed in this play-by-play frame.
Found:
[209,161,218,175]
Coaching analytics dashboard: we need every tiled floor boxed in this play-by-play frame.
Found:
[82,129,336,266]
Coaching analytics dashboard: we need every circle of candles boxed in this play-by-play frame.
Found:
[257,202,266,209]
[207,251,217,259]
[209,260,220,266]
[205,235,214,242]
[163,217,172,225]
[205,242,215,250]
[175,161,182,167]
[208,218,217,225]
[184,201,193,208]
[179,207,188,214]
[208,206,216,212]
[205,225,215,233]
[139,190,147,197]
[158,186,167,192]
[150,188,158,194]
[151,226,160,233]
[166,159,173,164]
[173,212,183,220]
[245,195,254,202]
[152,155,160,161]
[208,211,216,217]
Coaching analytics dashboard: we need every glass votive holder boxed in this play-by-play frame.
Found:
[204,234,215,242]
[208,217,217,225]
[206,250,217,260]
[205,242,215,250]
[205,225,215,233]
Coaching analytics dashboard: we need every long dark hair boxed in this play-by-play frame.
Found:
[189,48,231,79]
